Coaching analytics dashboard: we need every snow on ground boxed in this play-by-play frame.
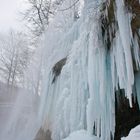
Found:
[121,125,140,140]
[63,130,99,140]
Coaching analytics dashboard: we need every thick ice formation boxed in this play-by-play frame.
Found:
[115,0,134,106]
[39,0,140,140]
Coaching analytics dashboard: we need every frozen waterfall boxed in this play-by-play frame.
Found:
[0,0,140,140]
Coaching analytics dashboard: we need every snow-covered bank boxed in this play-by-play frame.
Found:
[122,125,140,140]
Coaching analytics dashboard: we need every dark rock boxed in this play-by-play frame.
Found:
[34,128,52,140]
[115,89,140,140]
[52,57,67,83]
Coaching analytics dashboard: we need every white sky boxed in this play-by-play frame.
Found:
[0,0,28,32]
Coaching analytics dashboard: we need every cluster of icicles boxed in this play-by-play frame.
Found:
[39,0,140,140]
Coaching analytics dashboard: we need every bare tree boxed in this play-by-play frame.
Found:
[22,0,82,37]
[0,31,30,87]
[24,44,44,95]
[23,0,55,36]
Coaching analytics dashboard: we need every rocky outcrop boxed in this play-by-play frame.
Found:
[115,89,140,140]
[34,128,52,140]
[52,57,67,83]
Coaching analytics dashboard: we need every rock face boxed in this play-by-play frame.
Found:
[34,128,52,140]
[52,57,67,83]
[115,90,140,140]
[125,0,140,35]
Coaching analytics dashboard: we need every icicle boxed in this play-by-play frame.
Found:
[116,0,134,107]
[133,34,140,70]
